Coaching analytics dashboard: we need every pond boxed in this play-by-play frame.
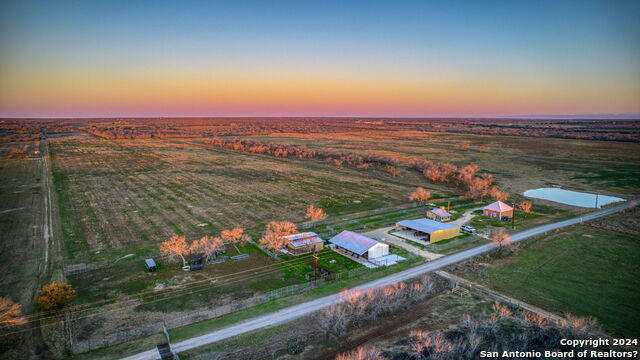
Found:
[523,188,624,208]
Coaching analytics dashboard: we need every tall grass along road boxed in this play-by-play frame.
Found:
[122,200,637,360]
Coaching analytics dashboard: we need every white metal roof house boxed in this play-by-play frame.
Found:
[329,230,389,259]
[283,232,324,255]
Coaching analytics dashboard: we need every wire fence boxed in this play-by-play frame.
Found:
[69,266,377,354]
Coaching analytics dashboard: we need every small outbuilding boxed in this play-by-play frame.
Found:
[426,207,452,222]
[483,201,514,219]
[144,258,157,272]
[284,232,324,255]
[395,218,460,243]
[329,230,389,259]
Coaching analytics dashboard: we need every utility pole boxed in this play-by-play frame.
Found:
[447,201,450,212]
[595,192,599,208]
[312,252,319,281]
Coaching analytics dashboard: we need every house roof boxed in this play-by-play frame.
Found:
[284,232,324,247]
[329,230,381,256]
[396,218,459,234]
[430,208,451,218]
[483,201,513,212]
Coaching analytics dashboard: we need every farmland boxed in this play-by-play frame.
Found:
[1,118,639,359]
[49,134,428,265]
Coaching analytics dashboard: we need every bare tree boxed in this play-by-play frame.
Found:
[221,227,250,253]
[259,231,288,252]
[306,204,327,222]
[517,201,532,214]
[191,236,224,262]
[491,229,511,248]
[336,347,383,360]
[409,187,431,203]
[259,221,297,252]
[160,235,191,267]
[0,298,27,327]
[489,186,509,201]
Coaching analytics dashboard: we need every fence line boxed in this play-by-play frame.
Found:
[69,267,376,354]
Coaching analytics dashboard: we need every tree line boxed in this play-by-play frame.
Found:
[336,302,605,360]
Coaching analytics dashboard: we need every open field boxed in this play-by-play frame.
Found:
[49,134,429,265]
[251,130,640,196]
[2,118,639,359]
[453,223,640,337]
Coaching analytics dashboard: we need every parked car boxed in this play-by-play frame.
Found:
[461,226,476,233]
[191,257,203,265]
[190,264,203,271]
[144,258,157,272]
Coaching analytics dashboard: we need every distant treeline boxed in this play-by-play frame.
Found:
[2,117,638,143]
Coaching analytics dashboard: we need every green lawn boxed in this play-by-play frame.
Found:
[470,226,640,337]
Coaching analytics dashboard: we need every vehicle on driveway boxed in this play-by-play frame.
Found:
[461,226,476,233]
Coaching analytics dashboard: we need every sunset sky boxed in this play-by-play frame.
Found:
[1,0,639,118]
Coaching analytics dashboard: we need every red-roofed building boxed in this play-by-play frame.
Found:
[483,201,514,219]
[426,207,452,222]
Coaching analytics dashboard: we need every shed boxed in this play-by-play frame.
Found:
[144,258,157,272]
[284,232,324,255]
[396,218,460,243]
[329,230,389,259]
[426,207,451,222]
[483,201,514,219]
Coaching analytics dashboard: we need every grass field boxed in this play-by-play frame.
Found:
[49,135,432,265]
[464,225,640,337]
[252,131,640,196]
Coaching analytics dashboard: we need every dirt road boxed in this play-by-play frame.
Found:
[122,200,637,360]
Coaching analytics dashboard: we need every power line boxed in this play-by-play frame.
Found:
[1,249,333,330]
[0,252,337,339]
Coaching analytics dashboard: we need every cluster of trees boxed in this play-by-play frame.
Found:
[337,303,604,360]
[317,276,439,339]
[411,160,508,201]
[408,303,602,359]
[0,283,77,332]
[203,137,400,172]
[4,118,640,143]
[205,137,512,196]
[445,121,640,143]
[160,228,249,267]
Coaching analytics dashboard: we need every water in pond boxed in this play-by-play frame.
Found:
[523,188,624,208]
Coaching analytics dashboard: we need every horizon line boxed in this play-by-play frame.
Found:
[2,113,640,120]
